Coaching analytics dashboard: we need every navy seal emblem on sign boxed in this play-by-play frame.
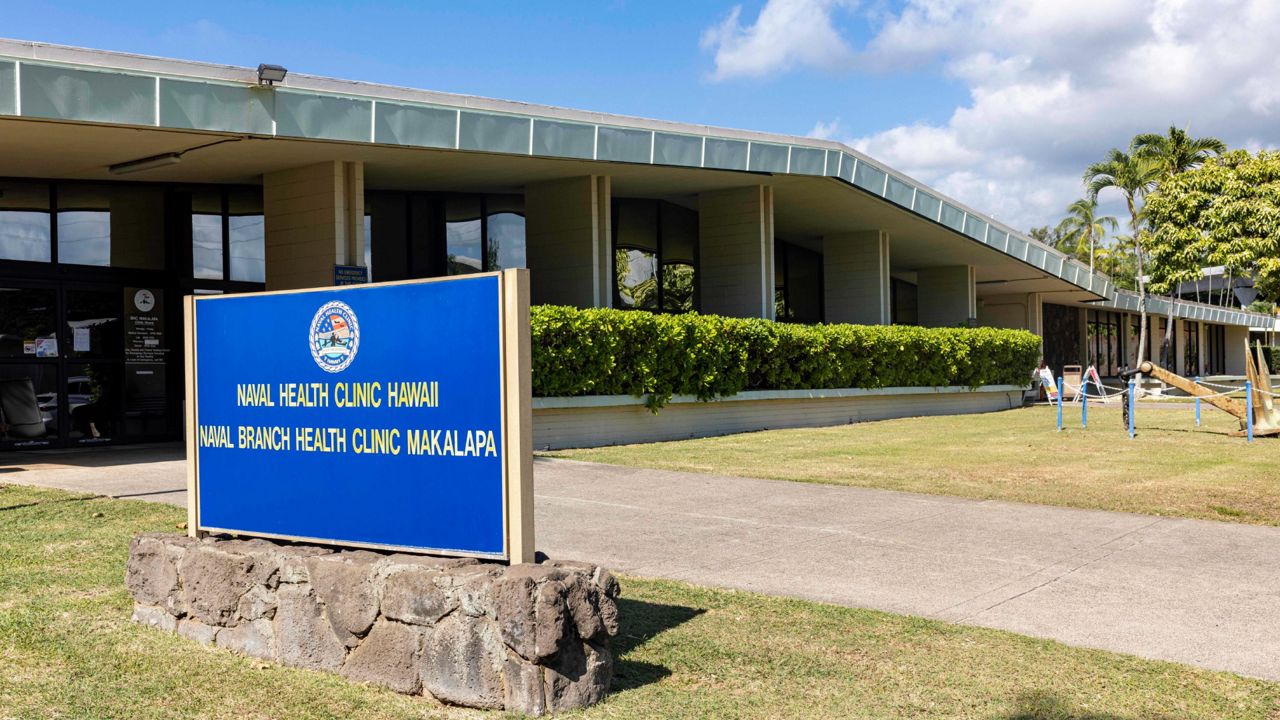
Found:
[310,301,360,373]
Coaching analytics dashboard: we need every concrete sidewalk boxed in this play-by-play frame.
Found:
[4,444,1278,681]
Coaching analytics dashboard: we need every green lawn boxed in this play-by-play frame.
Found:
[2,484,1278,719]
[547,404,1280,526]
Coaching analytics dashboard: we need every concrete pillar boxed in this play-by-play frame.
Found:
[916,265,976,327]
[1226,324,1249,375]
[698,185,775,319]
[263,161,365,291]
[524,176,611,308]
[823,230,889,325]
[1027,293,1044,336]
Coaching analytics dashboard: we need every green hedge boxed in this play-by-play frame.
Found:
[531,306,1041,408]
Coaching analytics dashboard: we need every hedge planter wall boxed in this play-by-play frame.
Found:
[531,306,1041,408]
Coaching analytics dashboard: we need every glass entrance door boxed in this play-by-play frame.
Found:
[0,280,174,449]
[0,284,61,448]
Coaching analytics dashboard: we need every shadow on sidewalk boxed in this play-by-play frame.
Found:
[0,442,184,469]
[609,596,705,692]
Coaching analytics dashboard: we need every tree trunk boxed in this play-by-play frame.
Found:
[1163,293,1176,370]
[1130,196,1148,386]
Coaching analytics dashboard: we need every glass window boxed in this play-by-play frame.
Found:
[1205,324,1226,375]
[446,197,483,275]
[1148,318,1171,369]
[1087,310,1123,377]
[662,263,696,313]
[892,278,918,325]
[66,362,121,443]
[613,199,698,313]
[192,192,224,280]
[65,289,122,359]
[57,184,165,269]
[0,287,57,359]
[615,248,659,310]
[0,364,59,443]
[0,181,51,262]
[486,195,525,271]
[228,188,265,283]
[363,213,372,275]
[1183,322,1200,376]
[774,242,822,323]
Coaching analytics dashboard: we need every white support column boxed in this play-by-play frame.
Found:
[698,185,775,319]
[916,265,976,327]
[263,160,365,291]
[823,230,890,325]
[524,175,612,308]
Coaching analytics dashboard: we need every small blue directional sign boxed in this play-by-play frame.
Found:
[189,274,514,558]
[333,265,369,285]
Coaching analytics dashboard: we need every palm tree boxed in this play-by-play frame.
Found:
[1132,126,1226,178]
[1054,198,1118,272]
[1132,127,1226,366]
[1084,149,1160,370]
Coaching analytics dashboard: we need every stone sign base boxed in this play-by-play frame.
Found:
[126,533,618,715]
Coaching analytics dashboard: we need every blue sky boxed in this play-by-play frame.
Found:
[4,1,962,137]
[7,1,1280,232]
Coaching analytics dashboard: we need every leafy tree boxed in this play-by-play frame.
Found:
[1054,198,1118,271]
[1096,234,1139,290]
[1027,225,1065,250]
[1132,126,1226,365]
[1145,150,1280,311]
[1084,148,1161,367]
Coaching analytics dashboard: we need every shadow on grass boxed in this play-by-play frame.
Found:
[609,596,705,692]
[999,691,1173,720]
[0,490,101,513]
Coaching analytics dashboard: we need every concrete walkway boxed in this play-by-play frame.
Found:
[4,444,1278,681]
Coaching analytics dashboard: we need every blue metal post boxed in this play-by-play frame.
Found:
[1128,379,1136,439]
[1194,376,1201,427]
[1057,377,1064,431]
[1081,380,1088,428]
[1246,380,1254,443]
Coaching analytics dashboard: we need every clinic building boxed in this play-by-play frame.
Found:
[0,39,1274,449]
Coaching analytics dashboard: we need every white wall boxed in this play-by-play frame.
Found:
[533,387,1023,449]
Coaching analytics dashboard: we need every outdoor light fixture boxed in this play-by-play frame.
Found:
[105,137,249,176]
[257,63,288,86]
[108,152,182,175]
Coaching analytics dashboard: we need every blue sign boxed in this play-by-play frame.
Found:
[191,274,511,558]
[333,265,369,285]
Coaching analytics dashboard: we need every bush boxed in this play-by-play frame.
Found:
[531,306,1041,408]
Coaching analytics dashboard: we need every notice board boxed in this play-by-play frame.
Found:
[184,270,533,562]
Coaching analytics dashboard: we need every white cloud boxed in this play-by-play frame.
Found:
[808,119,842,139]
[721,0,1280,231]
[701,0,858,81]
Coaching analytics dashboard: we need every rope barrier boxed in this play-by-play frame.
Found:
[1061,380,1239,401]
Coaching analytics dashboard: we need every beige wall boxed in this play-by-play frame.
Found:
[917,265,976,327]
[976,293,1042,333]
[524,176,611,308]
[698,185,775,319]
[263,160,365,291]
[823,230,890,325]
